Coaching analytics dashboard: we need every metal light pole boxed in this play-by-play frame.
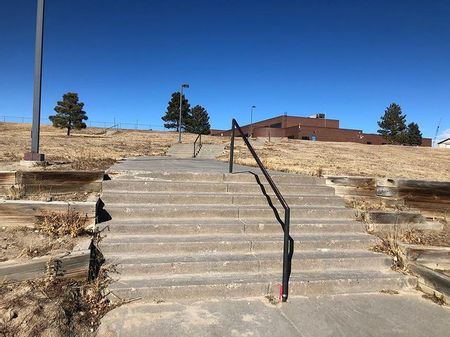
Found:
[25,0,45,161]
[250,105,256,137]
[178,83,189,143]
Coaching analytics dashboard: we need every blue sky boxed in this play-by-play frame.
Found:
[0,0,449,139]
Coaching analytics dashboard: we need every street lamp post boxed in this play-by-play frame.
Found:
[178,83,189,143]
[250,105,256,137]
[24,0,45,162]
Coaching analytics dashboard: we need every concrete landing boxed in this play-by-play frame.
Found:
[108,156,258,173]
[97,292,450,337]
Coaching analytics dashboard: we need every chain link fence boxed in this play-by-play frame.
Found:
[0,115,166,131]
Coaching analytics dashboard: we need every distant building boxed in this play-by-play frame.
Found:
[437,137,450,148]
[211,114,432,147]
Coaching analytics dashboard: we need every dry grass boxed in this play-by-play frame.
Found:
[0,266,121,337]
[0,226,77,262]
[399,222,450,247]
[370,221,450,271]
[1,122,449,180]
[219,138,450,181]
[4,186,24,200]
[0,123,227,171]
[370,224,408,270]
[422,292,447,306]
[36,208,89,238]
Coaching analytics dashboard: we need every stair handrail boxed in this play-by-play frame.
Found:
[228,118,294,302]
[193,133,203,158]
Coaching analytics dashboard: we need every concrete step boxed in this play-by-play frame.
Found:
[108,270,415,300]
[167,144,225,159]
[108,250,392,275]
[195,144,225,156]
[99,218,365,235]
[166,145,195,158]
[109,171,324,185]
[103,204,355,220]
[101,192,345,207]
[102,180,335,195]
[99,233,378,254]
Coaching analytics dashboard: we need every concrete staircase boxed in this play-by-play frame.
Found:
[99,168,414,302]
[166,143,224,159]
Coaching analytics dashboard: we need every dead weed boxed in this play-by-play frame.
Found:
[422,292,447,306]
[370,225,407,271]
[0,265,123,337]
[36,208,89,238]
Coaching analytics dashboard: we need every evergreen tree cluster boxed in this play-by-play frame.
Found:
[49,92,88,136]
[162,92,211,134]
[377,103,423,146]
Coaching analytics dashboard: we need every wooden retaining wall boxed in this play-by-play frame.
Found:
[0,170,103,198]
[0,200,97,227]
[0,239,91,283]
[326,176,450,219]
[400,243,450,300]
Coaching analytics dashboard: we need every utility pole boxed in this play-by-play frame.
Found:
[433,118,442,147]
[24,0,45,161]
[178,83,189,143]
[250,105,256,137]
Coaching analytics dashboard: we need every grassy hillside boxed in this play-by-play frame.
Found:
[1,122,449,181]
[0,123,226,170]
[218,137,450,181]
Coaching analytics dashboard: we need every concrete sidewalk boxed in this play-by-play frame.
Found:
[98,292,450,337]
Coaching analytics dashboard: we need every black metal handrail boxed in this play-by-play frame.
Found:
[229,118,294,302]
[193,133,202,158]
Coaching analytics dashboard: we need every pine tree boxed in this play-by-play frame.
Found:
[49,92,88,136]
[406,122,423,146]
[162,92,190,131]
[185,105,211,134]
[377,103,407,143]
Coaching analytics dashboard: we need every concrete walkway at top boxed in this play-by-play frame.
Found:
[108,156,274,174]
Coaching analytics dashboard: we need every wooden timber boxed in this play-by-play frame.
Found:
[0,239,91,283]
[326,176,450,219]
[18,170,104,195]
[0,170,103,197]
[0,200,97,227]
[0,171,17,197]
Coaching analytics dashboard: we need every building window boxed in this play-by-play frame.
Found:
[301,136,310,140]
[366,142,372,144]
[270,123,282,128]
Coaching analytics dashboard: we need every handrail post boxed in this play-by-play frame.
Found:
[193,135,196,158]
[229,118,293,301]
[193,133,203,158]
[229,120,235,173]
[282,207,290,302]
